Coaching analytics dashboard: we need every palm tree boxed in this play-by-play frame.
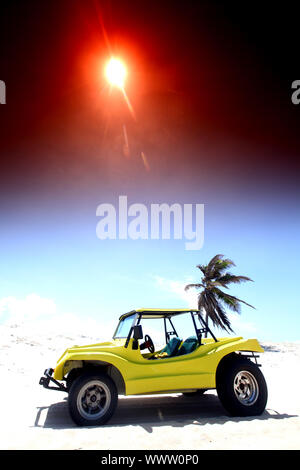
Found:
[185,254,255,334]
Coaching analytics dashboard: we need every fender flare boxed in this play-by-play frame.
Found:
[64,360,126,395]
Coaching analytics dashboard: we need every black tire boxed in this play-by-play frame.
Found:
[68,372,118,426]
[216,358,268,417]
[182,389,207,397]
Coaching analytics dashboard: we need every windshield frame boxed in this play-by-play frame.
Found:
[113,309,218,347]
[113,313,137,339]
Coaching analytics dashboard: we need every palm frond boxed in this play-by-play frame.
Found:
[199,290,234,333]
[215,273,253,286]
[213,287,255,310]
[196,264,207,276]
[209,292,234,333]
[184,283,204,292]
[208,280,229,289]
[213,259,236,276]
[206,254,236,279]
[205,254,224,278]
[198,291,218,325]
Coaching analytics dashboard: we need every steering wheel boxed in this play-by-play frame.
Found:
[141,334,155,353]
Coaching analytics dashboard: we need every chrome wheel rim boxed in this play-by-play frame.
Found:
[233,370,259,406]
[77,380,111,420]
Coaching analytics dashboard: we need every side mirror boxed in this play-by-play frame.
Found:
[133,325,143,340]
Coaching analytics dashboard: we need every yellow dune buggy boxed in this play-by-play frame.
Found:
[39,309,268,426]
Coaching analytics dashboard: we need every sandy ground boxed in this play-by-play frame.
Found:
[0,323,299,450]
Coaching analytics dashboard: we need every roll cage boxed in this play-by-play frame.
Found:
[113,309,218,348]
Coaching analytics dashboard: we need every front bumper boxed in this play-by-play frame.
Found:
[39,368,67,392]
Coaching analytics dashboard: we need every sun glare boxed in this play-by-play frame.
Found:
[105,57,127,88]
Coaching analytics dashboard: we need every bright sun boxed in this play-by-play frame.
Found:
[105,57,127,88]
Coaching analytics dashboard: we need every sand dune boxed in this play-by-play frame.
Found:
[0,323,299,450]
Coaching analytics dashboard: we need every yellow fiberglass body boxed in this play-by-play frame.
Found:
[52,309,264,395]
[53,336,264,395]
[40,309,267,426]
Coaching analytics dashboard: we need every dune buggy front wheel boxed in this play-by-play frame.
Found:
[216,358,268,417]
[68,372,118,426]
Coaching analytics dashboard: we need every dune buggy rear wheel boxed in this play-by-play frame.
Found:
[217,358,268,417]
[68,372,118,426]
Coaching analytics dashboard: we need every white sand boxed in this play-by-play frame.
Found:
[0,323,299,450]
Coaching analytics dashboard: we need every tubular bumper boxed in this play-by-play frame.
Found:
[39,368,67,392]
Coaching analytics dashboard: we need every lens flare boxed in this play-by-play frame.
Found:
[105,57,127,88]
